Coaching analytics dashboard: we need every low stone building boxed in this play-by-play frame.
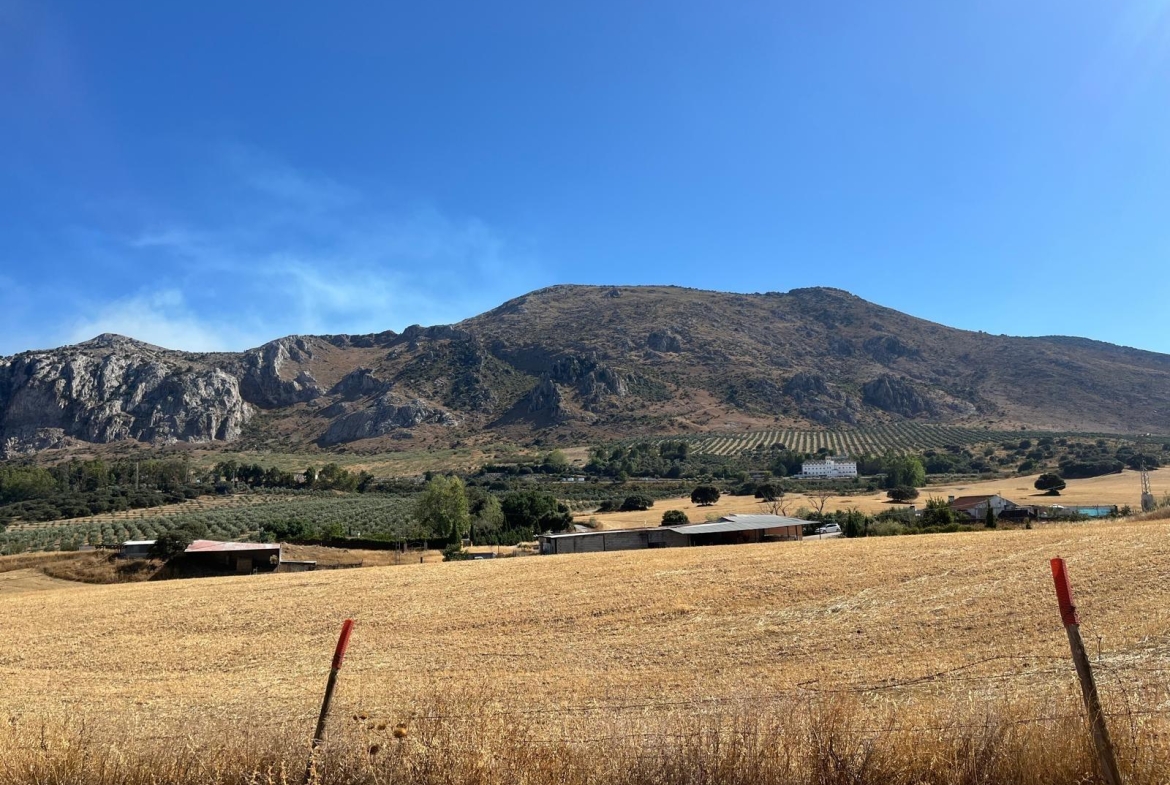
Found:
[183,540,282,574]
[537,514,807,555]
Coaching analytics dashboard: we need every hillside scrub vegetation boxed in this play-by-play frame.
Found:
[8,287,1170,458]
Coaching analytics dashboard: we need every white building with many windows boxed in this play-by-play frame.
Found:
[799,457,858,479]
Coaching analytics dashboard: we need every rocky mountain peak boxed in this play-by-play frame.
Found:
[2,284,1169,455]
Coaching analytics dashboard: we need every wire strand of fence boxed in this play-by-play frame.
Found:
[399,654,1095,722]
[7,653,1166,750]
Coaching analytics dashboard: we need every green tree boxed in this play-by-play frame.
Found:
[839,509,870,538]
[917,498,954,528]
[886,486,920,503]
[984,505,997,529]
[883,455,926,489]
[214,460,239,484]
[1034,473,1066,494]
[442,543,472,561]
[470,493,505,541]
[1124,454,1160,471]
[542,450,570,473]
[619,494,654,512]
[150,531,193,560]
[148,522,209,560]
[317,463,359,491]
[661,509,689,526]
[500,490,574,533]
[415,476,471,544]
[0,466,58,504]
[690,485,721,506]
[754,482,779,502]
[920,497,957,527]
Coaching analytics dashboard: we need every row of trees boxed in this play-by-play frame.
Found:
[0,458,197,505]
[0,458,205,528]
[415,476,575,549]
[211,461,373,492]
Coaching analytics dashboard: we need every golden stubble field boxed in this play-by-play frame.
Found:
[581,469,1170,528]
[1,519,1168,742]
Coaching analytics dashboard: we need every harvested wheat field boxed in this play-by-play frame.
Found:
[582,469,1170,528]
[1,520,1169,784]
[0,568,81,595]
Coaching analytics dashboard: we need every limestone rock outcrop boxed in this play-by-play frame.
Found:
[0,335,251,456]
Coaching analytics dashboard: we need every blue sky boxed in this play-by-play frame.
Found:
[2,1,1169,355]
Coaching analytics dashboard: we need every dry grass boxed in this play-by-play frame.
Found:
[1,519,1168,783]
[0,568,81,595]
[281,543,447,567]
[0,550,86,574]
[583,469,1170,528]
[38,551,164,583]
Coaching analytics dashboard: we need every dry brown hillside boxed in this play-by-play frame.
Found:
[3,285,1169,456]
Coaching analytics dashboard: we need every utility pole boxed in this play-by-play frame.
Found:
[1140,461,1155,513]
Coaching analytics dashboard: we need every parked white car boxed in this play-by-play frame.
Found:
[814,523,842,535]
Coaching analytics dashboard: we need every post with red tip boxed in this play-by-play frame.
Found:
[306,619,355,783]
[1050,559,1122,785]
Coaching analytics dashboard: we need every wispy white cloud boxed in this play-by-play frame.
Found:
[65,289,269,352]
[0,145,549,354]
[128,225,209,251]
[58,146,552,351]
[220,143,359,212]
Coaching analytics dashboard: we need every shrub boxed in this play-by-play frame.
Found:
[754,483,779,501]
[149,529,195,560]
[1034,473,1066,493]
[1058,460,1123,480]
[441,544,471,561]
[920,498,957,527]
[690,486,721,506]
[1125,454,1161,471]
[887,486,919,503]
[619,494,654,512]
[870,520,907,536]
[661,510,689,526]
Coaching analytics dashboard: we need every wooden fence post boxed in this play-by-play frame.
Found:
[1050,558,1122,785]
[305,619,355,783]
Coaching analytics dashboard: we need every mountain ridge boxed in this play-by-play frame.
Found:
[2,285,1168,457]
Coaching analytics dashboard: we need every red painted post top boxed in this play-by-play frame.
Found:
[1050,558,1080,627]
[332,619,355,670]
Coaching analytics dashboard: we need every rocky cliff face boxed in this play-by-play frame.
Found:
[3,285,1170,455]
[233,337,325,408]
[319,393,459,446]
[0,335,252,457]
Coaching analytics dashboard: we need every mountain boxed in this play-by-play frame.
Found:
[2,285,1169,457]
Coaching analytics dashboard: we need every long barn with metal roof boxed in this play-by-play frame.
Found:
[537,514,807,555]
